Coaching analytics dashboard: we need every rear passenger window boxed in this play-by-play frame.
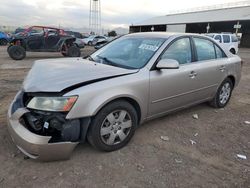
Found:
[214,35,222,43]
[161,38,192,65]
[231,35,238,42]
[223,35,230,43]
[193,38,216,61]
[214,45,226,59]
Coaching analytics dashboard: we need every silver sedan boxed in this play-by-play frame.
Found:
[7,32,242,161]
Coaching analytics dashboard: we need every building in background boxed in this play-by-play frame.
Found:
[130,1,250,47]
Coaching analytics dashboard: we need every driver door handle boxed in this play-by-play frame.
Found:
[189,71,197,79]
[219,65,226,72]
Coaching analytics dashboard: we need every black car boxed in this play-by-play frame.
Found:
[8,26,81,60]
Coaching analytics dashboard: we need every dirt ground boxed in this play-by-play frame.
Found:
[0,46,249,188]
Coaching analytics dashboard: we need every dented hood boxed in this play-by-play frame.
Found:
[23,58,138,93]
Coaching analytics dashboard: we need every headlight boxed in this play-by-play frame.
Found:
[27,96,78,112]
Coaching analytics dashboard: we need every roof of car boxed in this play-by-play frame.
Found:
[126,32,202,38]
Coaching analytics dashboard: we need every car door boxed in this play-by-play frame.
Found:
[189,37,228,100]
[45,29,61,49]
[26,27,45,50]
[149,36,228,117]
[149,37,203,117]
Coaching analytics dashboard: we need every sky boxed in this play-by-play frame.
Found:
[0,0,244,30]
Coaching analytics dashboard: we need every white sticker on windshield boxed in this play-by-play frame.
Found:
[138,44,159,52]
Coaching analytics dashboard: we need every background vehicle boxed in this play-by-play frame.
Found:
[7,26,81,60]
[65,31,86,48]
[0,31,10,45]
[94,40,108,49]
[206,33,239,54]
[83,35,107,45]
[7,33,242,161]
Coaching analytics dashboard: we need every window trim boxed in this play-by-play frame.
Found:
[222,34,231,43]
[191,36,227,62]
[150,36,194,70]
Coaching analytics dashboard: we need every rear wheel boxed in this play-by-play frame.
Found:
[8,45,26,60]
[210,78,233,108]
[88,41,92,46]
[87,100,138,152]
[230,48,236,54]
[67,46,81,57]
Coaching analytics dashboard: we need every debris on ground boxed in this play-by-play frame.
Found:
[194,133,198,137]
[175,159,182,163]
[237,154,247,160]
[160,136,170,141]
[59,172,63,176]
[23,156,30,160]
[0,177,4,183]
[98,165,103,170]
[192,114,199,119]
[11,153,17,158]
[214,110,218,113]
[190,139,197,145]
[32,176,37,180]
[136,163,144,172]
[244,121,250,125]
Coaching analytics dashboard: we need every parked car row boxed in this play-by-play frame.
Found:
[0,31,11,45]
[83,35,108,46]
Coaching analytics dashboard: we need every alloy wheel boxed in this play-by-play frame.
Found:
[100,110,132,145]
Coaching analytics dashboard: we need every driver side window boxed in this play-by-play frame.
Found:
[161,38,192,65]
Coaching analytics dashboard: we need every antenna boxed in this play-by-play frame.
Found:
[89,0,101,35]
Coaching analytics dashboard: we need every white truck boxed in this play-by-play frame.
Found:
[206,33,239,54]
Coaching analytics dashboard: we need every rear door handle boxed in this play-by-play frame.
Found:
[189,71,197,78]
[219,65,226,72]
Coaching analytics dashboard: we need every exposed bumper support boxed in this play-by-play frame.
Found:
[7,102,79,161]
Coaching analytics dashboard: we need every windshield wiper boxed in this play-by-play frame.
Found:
[83,55,95,62]
[97,55,117,66]
[97,55,135,69]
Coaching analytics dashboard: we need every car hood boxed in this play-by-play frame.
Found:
[23,58,138,93]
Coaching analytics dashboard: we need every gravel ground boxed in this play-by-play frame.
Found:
[0,46,249,188]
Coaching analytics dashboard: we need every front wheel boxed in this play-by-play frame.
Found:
[87,100,138,152]
[8,45,26,60]
[210,78,233,108]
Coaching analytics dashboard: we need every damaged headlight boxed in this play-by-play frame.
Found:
[27,96,78,112]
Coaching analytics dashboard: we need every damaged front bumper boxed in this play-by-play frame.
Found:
[7,92,80,161]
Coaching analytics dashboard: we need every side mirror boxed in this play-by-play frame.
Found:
[156,59,179,69]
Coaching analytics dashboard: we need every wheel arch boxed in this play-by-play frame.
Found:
[93,96,142,125]
[227,75,235,88]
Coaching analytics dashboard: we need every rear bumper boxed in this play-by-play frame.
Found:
[7,99,79,161]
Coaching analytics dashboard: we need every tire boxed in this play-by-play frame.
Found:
[87,100,138,152]
[210,78,233,108]
[67,46,81,57]
[8,45,26,60]
[230,48,236,54]
[0,39,8,46]
[88,41,92,46]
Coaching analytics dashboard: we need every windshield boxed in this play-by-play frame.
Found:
[91,37,166,69]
